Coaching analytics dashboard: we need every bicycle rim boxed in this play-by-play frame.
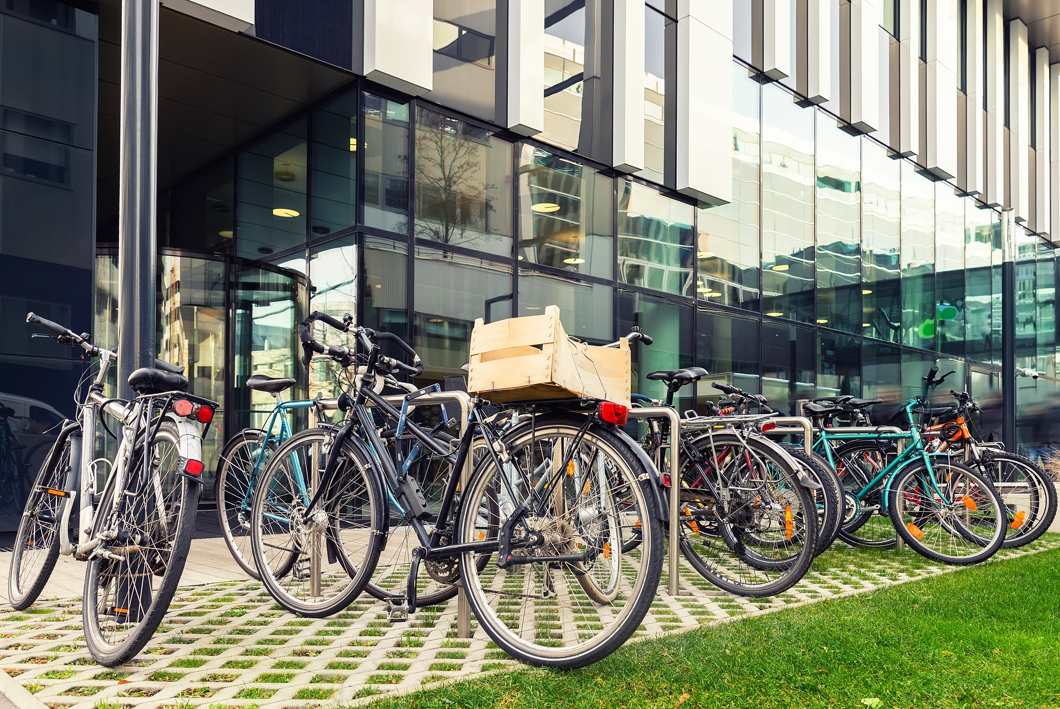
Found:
[216,430,274,580]
[833,442,897,549]
[457,418,662,668]
[975,452,1058,548]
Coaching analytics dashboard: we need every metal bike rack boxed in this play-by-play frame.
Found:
[626,406,684,597]
[765,416,814,456]
[818,426,907,453]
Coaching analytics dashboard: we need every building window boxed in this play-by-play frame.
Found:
[433,18,493,68]
[363,93,410,234]
[0,131,68,186]
[617,180,694,297]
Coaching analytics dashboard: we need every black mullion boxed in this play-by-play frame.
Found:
[405,97,416,354]
[511,139,520,317]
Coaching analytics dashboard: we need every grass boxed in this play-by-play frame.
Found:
[368,543,1060,709]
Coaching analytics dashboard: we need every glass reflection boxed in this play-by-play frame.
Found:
[1036,243,1056,379]
[936,184,965,356]
[815,117,861,333]
[236,116,308,260]
[518,270,612,343]
[618,290,693,410]
[1015,229,1038,371]
[640,4,668,182]
[696,308,760,412]
[364,93,410,233]
[762,322,815,416]
[861,140,901,342]
[965,203,995,361]
[311,89,357,237]
[900,162,935,348]
[415,107,512,256]
[697,63,761,310]
[817,333,861,398]
[427,0,496,120]
[761,84,814,322]
[617,180,693,296]
[164,157,234,253]
[518,145,612,277]
[862,340,901,423]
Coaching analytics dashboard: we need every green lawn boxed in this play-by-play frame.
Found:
[366,545,1060,709]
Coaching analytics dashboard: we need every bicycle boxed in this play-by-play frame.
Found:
[0,405,29,511]
[249,311,665,668]
[7,313,217,665]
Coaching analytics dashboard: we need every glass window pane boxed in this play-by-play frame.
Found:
[1015,228,1038,371]
[518,145,613,278]
[862,339,902,423]
[163,157,235,252]
[969,368,1003,442]
[861,139,901,342]
[618,290,693,410]
[936,183,965,356]
[991,210,1003,366]
[815,116,861,333]
[817,333,861,397]
[696,307,760,409]
[697,63,761,311]
[640,6,668,182]
[900,161,935,348]
[541,1,603,155]
[518,270,612,343]
[762,321,814,416]
[414,247,512,381]
[311,89,357,237]
[364,236,409,337]
[237,116,308,259]
[415,107,512,256]
[364,93,410,233]
[1037,243,1056,379]
[617,180,693,296]
[965,202,995,362]
[425,2,496,120]
[762,84,814,322]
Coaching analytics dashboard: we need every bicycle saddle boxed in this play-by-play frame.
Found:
[128,367,189,395]
[846,398,883,408]
[246,375,297,394]
[802,402,843,416]
[646,367,709,384]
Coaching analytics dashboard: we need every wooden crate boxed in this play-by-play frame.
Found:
[467,305,631,407]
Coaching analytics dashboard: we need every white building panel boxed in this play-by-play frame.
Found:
[613,0,645,172]
[849,0,879,133]
[505,0,544,136]
[924,0,957,179]
[801,0,831,104]
[162,0,253,32]
[1051,63,1060,242]
[1034,47,1049,236]
[762,0,791,80]
[362,0,433,95]
[1009,19,1029,222]
[964,0,983,195]
[985,0,1003,206]
[897,0,918,156]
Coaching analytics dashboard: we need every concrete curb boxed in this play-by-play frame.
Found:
[0,668,49,709]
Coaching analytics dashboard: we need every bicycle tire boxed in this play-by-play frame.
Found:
[832,441,898,549]
[8,437,72,610]
[457,416,663,668]
[215,429,277,581]
[888,459,1006,565]
[83,421,200,666]
[785,447,842,556]
[678,432,817,597]
[973,451,1058,548]
[250,427,385,618]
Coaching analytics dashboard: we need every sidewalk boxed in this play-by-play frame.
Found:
[0,526,1055,709]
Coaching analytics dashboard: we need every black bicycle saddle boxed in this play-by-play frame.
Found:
[246,375,297,394]
[128,367,190,395]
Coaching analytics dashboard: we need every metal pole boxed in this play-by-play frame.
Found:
[116,0,159,400]
[1000,210,1017,451]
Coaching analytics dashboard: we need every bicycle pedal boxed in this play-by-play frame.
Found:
[386,599,409,622]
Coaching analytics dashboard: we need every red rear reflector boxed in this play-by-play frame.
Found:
[196,406,214,423]
[599,402,629,426]
[184,459,204,476]
[173,399,194,417]
[760,421,777,432]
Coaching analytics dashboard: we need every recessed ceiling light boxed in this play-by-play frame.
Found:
[218,230,233,238]
[704,291,721,297]
[349,138,358,152]
[531,202,561,213]
[863,323,872,327]
[273,208,300,218]
[862,289,873,295]
[429,318,443,323]
[816,319,828,324]
[375,284,382,289]
[526,306,543,311]
[563,258,585,265]
[766,311,784,317]
[518,255,525,260]
[772,264,789,271]
[697,251,715,259]
[275,163,296,182]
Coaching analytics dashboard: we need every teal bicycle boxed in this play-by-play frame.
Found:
[809,365,1008,565]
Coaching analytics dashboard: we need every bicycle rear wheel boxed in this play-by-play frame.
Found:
[972,452,1057,548]
[83,421,199,666]
[8,436,73,610]
[832,441,898,549]
[215,429,276,580]
[457,416,662,668]
[785,447,842,556]
[888,460,1006,565]
[250,428,384,617]
[679,433,816,597]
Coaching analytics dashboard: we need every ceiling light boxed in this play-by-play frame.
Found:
[349,138,357,152]
[526,306,543,311]
[862,289,873,295]
[531,202,561,213]
[697,251,715,259]
[518,255,524,260]
[429,318,443,323]
[563,258,585,265]
[273,208,300,218]
[863,323,872,327]
[771,264,789,271]
[704,291,721,297]
[218,230,233,238]
[375,284,382,289]
[766,311,784,317]
[275,163,296,182]
[816,319,828,324]
[257,247,273,255]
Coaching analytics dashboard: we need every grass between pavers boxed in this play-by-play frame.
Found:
[365,545,1060,709]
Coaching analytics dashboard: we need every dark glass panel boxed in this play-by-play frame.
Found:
[163,157,235,253]
[364,93,410,234]
[311,89,357,237]
[617,180,693,296]
[618,290,693,411]
[900,162,935,348]
[935,183,965,357]
[1036,243,1056,379]
[518,145,613,278]
[762,321,814,416]
[696,307,760,411]
[761,84,814,322]
[861,340,901,423]
[518,270,612,343]
[965,202,994,362]
[969,368,1003,443]
[1014,229,1038,372]
[696,63,761,310]
[861,140,901,343]
[415,107,512,256]
[815,116,861,333]
[817,333,861,399]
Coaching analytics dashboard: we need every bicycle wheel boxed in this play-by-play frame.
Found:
[972,451,1058,548]
[785,447,842,556]
[215,430,277,580]
[457,415,662,668]
[250,427,384,618]
[832,441,898,549]
[678,433,816,597]
[888,460,1006,565]
[83,421,200,666]
[8,436,72,610]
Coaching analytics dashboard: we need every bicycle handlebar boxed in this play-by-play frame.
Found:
[712,381,740,395]
[626,326,653,346]
[27,312,183,373]
[297,311,423,376]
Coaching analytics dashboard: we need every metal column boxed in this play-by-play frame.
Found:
[1001,210,1017,449]
[116,0,160,399]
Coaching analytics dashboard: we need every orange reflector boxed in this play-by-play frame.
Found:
[478,532,485,541]
[962,495,977,511]
[1010,511,1026,529]
[635,519,641,529]
[567,461,575,477]
[583,479,591,495]
[603,542,611,559]
[113,607,129,614]
[46,489,66,497]
[907,523,924,539]
[784,504,793,540]
[689,520,700,536]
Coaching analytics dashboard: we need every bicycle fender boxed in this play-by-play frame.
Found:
[338,433,391,537]
[164,413,204,483]
[601,422,669,524]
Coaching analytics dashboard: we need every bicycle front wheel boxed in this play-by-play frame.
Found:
[973,452,1058,548]
[250,428,385,617]
[457,416,663,668]
[888,460,1006,565]
[216,429,277,580]
[83,421,200,666]
[8,436,72,610]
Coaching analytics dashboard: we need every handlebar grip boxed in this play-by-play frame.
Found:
[26,312,69,338]
[315,312,349,332]
[154,359,185,375]
[924,364,939,383]
[375,331,421,363]
[301,339,325,366]
[711,381,739,395]
[637,331,654,346]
